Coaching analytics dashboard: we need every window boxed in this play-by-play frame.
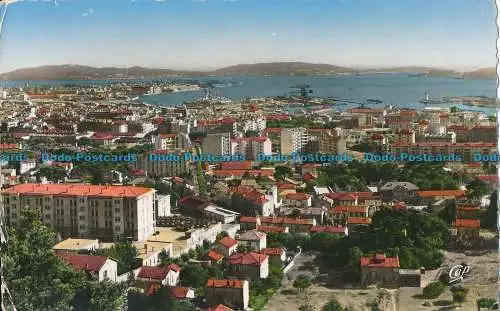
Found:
[114,226,120,231]
[114,208,120,213]
[79,216,85,220]
[114,200,120,204]
[114,217,120,222]
[103,270,108,279]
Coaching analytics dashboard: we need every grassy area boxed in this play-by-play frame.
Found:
[251,288,277,311]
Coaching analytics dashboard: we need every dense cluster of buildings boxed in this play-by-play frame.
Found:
[0,84,497,310]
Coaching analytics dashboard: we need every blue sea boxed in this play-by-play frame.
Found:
[141,74,498,115]
[3,74,497,114]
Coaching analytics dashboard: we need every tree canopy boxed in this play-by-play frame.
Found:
[2,209,126,311]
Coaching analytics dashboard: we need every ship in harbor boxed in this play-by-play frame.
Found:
[419,92,442,105]
[183,88,232,109]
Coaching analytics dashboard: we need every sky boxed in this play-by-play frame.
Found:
[0,0,496,72]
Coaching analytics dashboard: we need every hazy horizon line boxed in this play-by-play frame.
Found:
[1,61,495,74]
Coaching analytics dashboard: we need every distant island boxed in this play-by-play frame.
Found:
[0,62,495,80]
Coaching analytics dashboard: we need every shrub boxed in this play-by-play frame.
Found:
[422,282,446,299]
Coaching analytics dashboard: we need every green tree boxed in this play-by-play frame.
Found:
[323,299,347,311]
[451,286,469,305]
[90,242,139,275]
[467,179,489,201]
[422,282,446,299]
[438,200,456,225]
[290,208,301,218]
[3,209,126,311]
[179,265,210,289]
[293,275,312,293]
[483,191,497,229]
[274,166,292,180]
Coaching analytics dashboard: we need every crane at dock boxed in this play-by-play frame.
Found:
[288,84,313,99]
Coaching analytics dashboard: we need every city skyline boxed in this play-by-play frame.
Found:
[0,0,496,72]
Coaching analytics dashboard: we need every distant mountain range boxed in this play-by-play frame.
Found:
[0,62,495,80]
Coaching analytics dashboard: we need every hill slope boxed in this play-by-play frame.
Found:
[0,63,495,80]
[0,65,203,80]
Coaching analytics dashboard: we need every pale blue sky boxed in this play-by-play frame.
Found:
[0,0,496,72]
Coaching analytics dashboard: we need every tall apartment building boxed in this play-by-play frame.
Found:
[280,127,308,154]
[202,132,231,156]
[154,134,188,150]
[135,150,193,178]
[2,184,156,242]
[318,128,347,154]
[231,137,272,160]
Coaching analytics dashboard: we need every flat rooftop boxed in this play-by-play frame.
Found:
[53,238,99,250]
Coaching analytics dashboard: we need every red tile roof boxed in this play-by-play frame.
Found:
[167,263,181,272]
[137,266,170,280]
[218,236,238,248]
[329,205,368,214]
[159,133,177,139]
[478,175,498,182]
[229,252,268,266]
[454,219,480,228]
[256,225,287,233]
[360,253,399,268]
[259,248,284,256]
[347,217,372,225]
[0,144,18,150]
[220,161,252,170]
[146,283,161,296]
[310,226,347,234]
[170,287,192,299]
[285,193,311,201]
[213,305,234,311]
[418,190,466,197]
[206,279,245,289]
[2,183,153,198]
[56,253,108,272]
[277,182,296,190]
[207,250,224,262]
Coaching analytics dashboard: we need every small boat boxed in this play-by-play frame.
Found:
[419,92,442,105]
[366,99,383,104]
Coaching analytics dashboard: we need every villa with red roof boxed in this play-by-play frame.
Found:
[237,230,267,251]
[228,252,269,279]
[56,253,117,282]
[205,279,249,310]
[216,236,239,257]
[230,186,274,217]
[283,192,312,208]
[135,264,182,292]
[259,247,287,266]
[360,253,400,288]
[453,219,480,238]
[170,287,195,300]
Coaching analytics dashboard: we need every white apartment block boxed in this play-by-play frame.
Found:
[239,116,266,133]
[231,137,272,160]
[202,132,231,156]
[2,184,156,242]
[154,134,188,150]
[280,127,308,154]
[318,129,347,154]
[135,151,192,178]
